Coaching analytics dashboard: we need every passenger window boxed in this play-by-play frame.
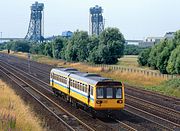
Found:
[97,88,104,99]
[73,81,75,87]
[65,78,66,83]
[59,76,61,82]
[75,82,77,88]
[84,85,87,93]
[76,82,78,88]
[80,83,82,91]
[77,82,79,89]
[70,80,72,87]
[63,77,65,83]
[82,84,84,92]
[60,76,62,82]
[82,84,85,92]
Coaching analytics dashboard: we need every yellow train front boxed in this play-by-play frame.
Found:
[50,68,125,112]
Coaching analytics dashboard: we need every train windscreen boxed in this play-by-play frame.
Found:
[96,87,122,99]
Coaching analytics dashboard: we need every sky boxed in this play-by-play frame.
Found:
[0,0,180,40]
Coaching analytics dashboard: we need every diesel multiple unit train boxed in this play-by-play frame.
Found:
[50,67,125,113]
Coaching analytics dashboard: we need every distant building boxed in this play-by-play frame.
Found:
[139,41,155,47]
[62,31,73,38]
[139,37,163,47]
[138,31,176,47]
[144,37,163,43]
[164,32,175,40]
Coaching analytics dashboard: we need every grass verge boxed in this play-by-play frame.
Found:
[118,55,160,72]
[0,80,45,131]
[117,55,139,67]
[146,78,180,98]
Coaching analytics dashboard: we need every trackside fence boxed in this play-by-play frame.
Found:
[88,64,179,80]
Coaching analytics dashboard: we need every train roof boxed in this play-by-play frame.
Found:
[51,67,113,85]
[69,72,112,85]
[51,67,79,77]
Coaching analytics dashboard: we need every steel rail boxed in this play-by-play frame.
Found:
[0,60,139,131]
[1,60,179,117]
[1,60,179,130]
[115,119,137,131]
[125,104,180,131]
[126,94,180,120]
[0,65,95,131]
[125,85,180,103]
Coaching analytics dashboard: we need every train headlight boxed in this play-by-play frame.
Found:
[117,100,123,104]
[96,100,103,104]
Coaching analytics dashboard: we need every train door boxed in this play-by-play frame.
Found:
[88,85,91,105]
[52,73,54,87]
[67,78,70,95]
[66,78,71,103]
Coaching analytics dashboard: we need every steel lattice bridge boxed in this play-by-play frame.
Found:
[24,2,44,42]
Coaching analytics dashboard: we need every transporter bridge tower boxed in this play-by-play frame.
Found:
[25,2,44,42]
[89,5,104,35]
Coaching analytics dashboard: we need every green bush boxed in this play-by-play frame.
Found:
[138,30,180,74]
[89,27,125,64]
[138,48,151,66]
[149,78,180,97]
[124,45,145,55]
[10,41,30,53]
[0,43,6,51]
[167,45,180,74]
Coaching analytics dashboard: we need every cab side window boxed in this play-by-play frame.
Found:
[97,88,104,98]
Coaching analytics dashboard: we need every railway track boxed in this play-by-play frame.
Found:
[125,85,180,111]
[2,53,180,109]
[0,63,95,131]
[0,60,137,131]
[124,104,179,130]
[0,53,179,129]
[0,60,179,130]
[126,94,180,124]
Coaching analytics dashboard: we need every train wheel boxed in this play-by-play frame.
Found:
[91,111,96,119]
[69,97,72,104]
[72,99,78,108]
[52,88,58,97]
[66,95,70,103]
[90,108,96,119]
[75,103,79,109]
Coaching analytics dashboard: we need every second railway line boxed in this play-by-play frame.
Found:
[0,53,180,130]
[0,58,137,130]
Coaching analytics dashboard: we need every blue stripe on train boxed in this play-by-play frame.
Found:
[50,79,94,101]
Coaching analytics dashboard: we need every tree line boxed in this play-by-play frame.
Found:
[138,30,180,74]
[3,28,126,64]
[124,44,146,55]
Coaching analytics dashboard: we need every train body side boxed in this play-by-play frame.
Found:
[50,68,125,111]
